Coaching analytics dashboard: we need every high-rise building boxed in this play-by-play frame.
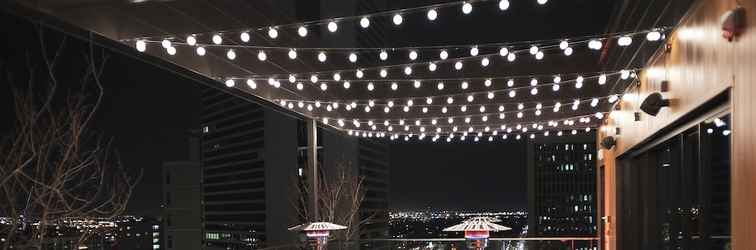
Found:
[527,134,597,241]
[162,133,202,250]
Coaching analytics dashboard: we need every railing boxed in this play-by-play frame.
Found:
[259,237,600,250]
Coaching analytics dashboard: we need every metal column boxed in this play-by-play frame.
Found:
[306,119,319,221]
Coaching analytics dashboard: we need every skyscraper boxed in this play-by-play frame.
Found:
[527,134,597,245]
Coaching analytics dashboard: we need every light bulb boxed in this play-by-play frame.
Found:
[135,40,146,52]
[246,79,257,89]
[166,46,176,55]
[428,62,437,71]
[297,26,308,37]
[487,92,495,99]
[224,79,235,87]
[462,2,473,14]
[427,9,438,20]
[507,53,516,62]
[379,50,388,61]
[317,52,327,62]
[226,49,236,60]
[509,90,516,98]
[535,51,544,60]
[268,27,278,39]
[161,39,171,49]
[537,0,548,5]
[564,47,573,56]
[647,31,662,41]
[320,83,328,91]
[310,75,319,83]
[589,40,603,50]
[499,0,510,10]
[380,69,388,78]
[439,50,449,60]
[367,82,375,91]
[507,79,515,87]
[393,14,403,25]
[333,73,341,81]
[239,32,249,43]
[499,47,509,56]
[466,95,474,102]
[559,40,569,50]
[454,61,463,70]
[530,87,538,95]
[461,81,469,89]
[186,35,197,46]
[530,79,538,86]
[438,82,446,90]
[470,47,479,56]
[213,34,224,44]
[409,50,418,60]
[620,70,631,79]
[598,74,607,85]
[442,107,448,113]
[426,97,433,104]
[481,58,490,67]
[288,75,296,83]
[288,49,297,59]
[391,82,398,90]
[297,83,304,90]
[529,45,539,55]
[404,66,412,75]
[356,70,364,79]
[195,47,206,56]
[414,80,422,88]
[343,81,351,89]
[618,36,632,46]
[552,84,560,91]
[257,51,267,61]
[327,21,338,32]
[360,17,370,28]
[446,97,453,104]
[348,53,358,63]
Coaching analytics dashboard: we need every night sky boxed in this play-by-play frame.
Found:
[1,0,613,216]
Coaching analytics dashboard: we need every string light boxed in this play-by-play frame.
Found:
[360,17,370,28]
[427,9,438,20]
[393,14,403,25]
[196,47,206,56]
[499,0,510,10]
[462,2,473,14]
[298,26,308,37]
[212,34,224,44]
[268,27,279,39]
[327,21,338,32]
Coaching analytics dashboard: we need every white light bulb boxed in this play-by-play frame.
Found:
[388,101,394,107]
[297,83,304,90]
[507,79,515,87]
[481,58,490,67]
[470,47,479,56]
[427,9,438,20]
[186,35,197,46]
[499,0,510,10]
[620,70,631,79]
[442,107,448,113]
[531,87,538,95]
[552,84,560,91]
[333,73,341,81]
[446,97,453,104]
[591,98,599,107]
[488,92,495,99]
[454,61,463,70]
[404,66,412,75]
[564,47,574,56]
[327,21,338,32]
[317,52,327,62]
[462,2,473,14]
[467,95,474,102]
[507,53,516,62]
[598,74,607,85]
[356,70,364,79]
[239,32,249,43]
[529,45,539,55]
[379,69,388,78]
[310,75,319,83]
[384,107,390,113]
[535,51,544,60]
[509,90,516,98]
[409,50,418,60]
[348,53,358,63]
[225,79,235,87]
[288,75,296,83]
[195,47,206,56]
[360,17,370,28]
[297,26,308,37]
[438,82,446,90]
[213,34,224,44]
[288,49,297,59]
[414,80,422,88]
[226,49,236,60]
[379,50,388,61]
[589,40,603,50]
[391,82,398,90]
[135,40,146,52]
[439,50,449,60]
[428,62,437,71]
[647,31,662,41]
[257,51,267,61]
[537,0,548,5]
[268,28,278,39]
[320,83,328,91]
[618,36,632,46]
[393,14,403,25]
[367,82,375,91]
[166,46,176,55]
[559,40,569,50]
[426,97,433,104]
[246,79,257,89]
[530,79,538,86]
[343,81,351,89]
[461,81,469,89]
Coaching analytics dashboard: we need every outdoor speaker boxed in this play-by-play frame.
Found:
[640,92,670,116]
[600,136,616,150]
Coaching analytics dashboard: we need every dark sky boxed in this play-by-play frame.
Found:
[1,0,614,216]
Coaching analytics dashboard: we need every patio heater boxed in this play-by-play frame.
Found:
[288,222,347,250]
[443,217,511,250]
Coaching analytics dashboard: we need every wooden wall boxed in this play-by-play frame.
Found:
[598,0,755,249]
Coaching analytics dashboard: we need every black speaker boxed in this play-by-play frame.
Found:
[600,136,616,150]
[640,92,670,116]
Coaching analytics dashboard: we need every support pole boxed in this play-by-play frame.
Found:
[306,119,319,221]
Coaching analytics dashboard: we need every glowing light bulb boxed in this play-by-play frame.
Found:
[161,39,172,49]
[466,95,474,102]
[404,66,412,75]
[367,82,375,91]
[462,2,473,14]
[439,50,449,60]
[185,35,197,46]
[647,31,662,41]
[446,97,454,104]
[438,82,446,90]
[552,84,560,91]
[310,75,319,83]
[454,61,463,70]
[296,83,304,90]
[327,21,338,32]
[529,45,539,55]
[195,47,206,56]
[391,82,398,90]
[470,47,479,56]
[507,53,516,62]
[297,26,308,37]
[348,53,358,63]
[617,36,632,46]
[213,34,224,44]
[481,57,490,67]
[530,79,538,86]
[225,49,236,60]
[507,79,515,87]
[379,50,388,61]
[588,39,603,50]
[531,87,538,95]
[268,27,279,39]
[333,73,341,81]
[360,17,370,28]
[238,32,248,43]
[356,70,364,79]
[317,52,327,62]
[224,79,235,87]
[537,0,548,5]
[564,47,573,56]
[598,74,607,85]
[257,51,267,61]
[499,0,510,10]
[392,14,403,25]
[509,90,516,98]
[166,46,176,55]
[288,49,297,59]
[426,97,433,104]
[414,80,422,88]
[135,40,146,52]
[559,40,569,50]
[288,75,296,83]
[620,70,631,79]
[247,79,256,89]
[409,50,418,60]
[428,62,437,71]
[427,9,438,20]
[461,81,469,89]
[343,81,351,89]
[488,92,495,99]
[535,51,544,60]
[320,83,328,91]
[379,69,388,78]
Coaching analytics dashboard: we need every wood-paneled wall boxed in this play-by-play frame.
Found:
[598,0,755,249]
